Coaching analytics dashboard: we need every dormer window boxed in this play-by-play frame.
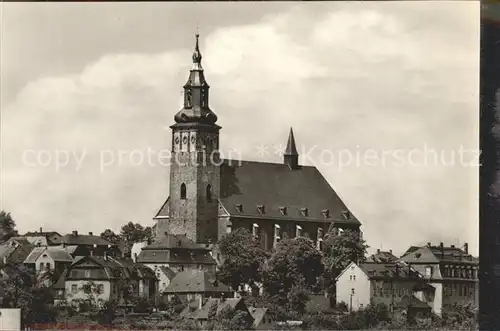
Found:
[300,208,308,217]
[180,183,187,200]
[279,207,287,216]
[295,225,303,238]
[252,223,259,238]
[257,205,265,214]
[322,209,330,218]
[342,210,351,219]
[235,204,243,212]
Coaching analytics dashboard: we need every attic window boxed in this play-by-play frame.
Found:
[235,204,243,212]
[42,254,48,258]
[322,209,330,218]
[257,205,265,214]
[279,207,287,216]
[300,208,308,217]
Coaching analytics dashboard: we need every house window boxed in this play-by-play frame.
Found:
[274,224,281,248]
[351,288,355,295]
[71,285,78,293]
[46,262,51,270]
[85,270,91,278]
[180,265,185,271]
[295,225,303,238]
[39,262,44,270]
[97,284,104,294]
[425,266,432,277]
[350,275,352,281]
[252,223,259,238]
[206,185,212,202]
[180,183,187,199]
[226,225,232,234]
[279,207,287,216]
[353,275,356,281]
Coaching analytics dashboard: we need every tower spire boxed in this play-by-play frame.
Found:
[192,33,202,69]
[173,33,218,126]
[284,127,299,169]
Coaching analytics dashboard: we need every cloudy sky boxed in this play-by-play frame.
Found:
[1,2,479,256]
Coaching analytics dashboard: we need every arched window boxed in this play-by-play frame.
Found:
[180,183,186,199]
[206,184,212,202]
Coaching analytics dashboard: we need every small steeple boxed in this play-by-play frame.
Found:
[284,127,299,169]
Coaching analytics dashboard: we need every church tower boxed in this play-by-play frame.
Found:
[168,34,221,244]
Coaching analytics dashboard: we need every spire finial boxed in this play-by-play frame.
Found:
[192,32,202,64]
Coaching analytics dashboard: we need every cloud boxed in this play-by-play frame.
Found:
[1,2,478,255]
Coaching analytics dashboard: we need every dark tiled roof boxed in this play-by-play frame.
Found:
[138,234,216,265]
[154,160,361,226]
[0,239,34,265]
[219,160,359,224]
[24,231,62,245]
[144,234,209,250]
[160,266,176,280]
[367,251,399,263]
[358,262,423,280]
[60,234,114,247]
[164,269,232,294]
[401,245,478,265]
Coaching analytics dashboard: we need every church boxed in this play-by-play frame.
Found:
[146,34,361,258]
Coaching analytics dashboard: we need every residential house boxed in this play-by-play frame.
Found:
[59,231,118,257]
[367,249,399,263]
[163,269,234,303]
[23,246,73,285]
[152,34,362,251]
[0,237,34,267]
[23,229,62,247]
[137,233,217,288]
[180,297,253,328]
[400,242,479,316]
[63,255,157,306]
[336,261,432,319]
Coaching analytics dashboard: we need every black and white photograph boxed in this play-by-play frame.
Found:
[0,1,488,330]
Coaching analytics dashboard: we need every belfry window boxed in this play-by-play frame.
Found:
[206,184,212,202]
[180,183,187,199]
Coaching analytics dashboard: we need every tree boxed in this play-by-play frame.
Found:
[262,237,324,319]
[0,210,17,243]
[217,228,269,294]
[322,228,368,292]
[99,229,122,245]
[120,222,152,244]
[0,264,58,327]
[210,306,254,331]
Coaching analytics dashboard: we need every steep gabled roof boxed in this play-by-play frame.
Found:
[154,197,170,219]
[24,246,73,264]
[367,250,399,263]
[219,160,360,225]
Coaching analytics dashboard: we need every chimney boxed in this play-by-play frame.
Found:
[40,227,43,233]
[451,245,455,248]
[72,231,78,236]
[389,249,393,255]
[377,249,380,253]
[464,243,469,254]
[440,242,444,258]
[89,232,93,236]
[426,242,431,247]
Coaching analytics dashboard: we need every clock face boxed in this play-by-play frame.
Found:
[175,137,180,145]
